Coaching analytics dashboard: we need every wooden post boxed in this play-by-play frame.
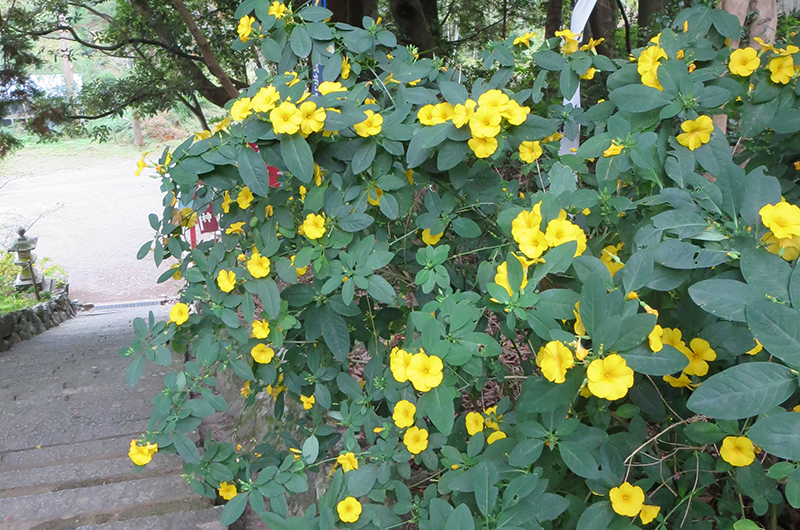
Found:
[132,116,145,147]
[59,14,75,98]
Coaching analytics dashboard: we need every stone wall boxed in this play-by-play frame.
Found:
[0,291,77,352]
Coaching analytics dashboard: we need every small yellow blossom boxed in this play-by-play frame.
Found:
[609,482,645,517]
[720,436,756,467]
[218,482,237,500]
[129,439,158,466]
[169,303,190,325]
[300,394,315,410]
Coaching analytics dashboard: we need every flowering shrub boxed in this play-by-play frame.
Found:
[124,2,800,528]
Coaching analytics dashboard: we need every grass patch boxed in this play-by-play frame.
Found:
[0,251,67,315]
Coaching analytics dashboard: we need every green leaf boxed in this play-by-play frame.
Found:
[623,250,654,294]
[611,313,657,352]
[787,470,800,508]
[621,344,689,376]
[508,439,544,467]
[302,435,319,464]
[518,369,583,413]
[417,123,454,149]
[452,217,481,238]
[339,213,375,232]
[320,306,350,362]
[790,264,800,309]
[348,464,377,496]
[238,146,271,196]
[687,362,798,420]
[609,84,673,113]
[172,432,200,464]
[652,209,709,238]
[559,441,599,479]
[366,275,396,303]
[741,247,792,301]
[445,504,474,530]
[531,241,577,284]
[747,300,800,366]
[732,520,762,530]
[689,279,761,322]
[748,413,800,461]
[351,140,376,174]
[126,355,144,387]
[651,240,729,270]
[766,462,796,480]
[684,422,726,444]
[439,81,469,104]
[473,462,498,517]
[280,133,314,183]
[419,385,455,435]
[577,501,614,530]
[184,399,216,418]
[290,25,312,57]
[220,493,250,526]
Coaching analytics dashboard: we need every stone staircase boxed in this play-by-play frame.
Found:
[0,305,224,530]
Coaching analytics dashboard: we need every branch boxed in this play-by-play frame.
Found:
[26,25,204,61]
[168,0,239,99]
[68,1,114,23]
[444,21,501,45]
[613,0,632,54]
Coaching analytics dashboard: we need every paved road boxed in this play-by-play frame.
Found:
[0,305,224,529]
[0,154,179,304]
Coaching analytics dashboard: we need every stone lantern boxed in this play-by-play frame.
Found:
[8,227,43,292]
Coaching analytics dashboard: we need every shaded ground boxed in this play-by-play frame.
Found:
[0,141,180,303]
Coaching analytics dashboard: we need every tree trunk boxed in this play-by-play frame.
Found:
[749,0,776,47]
[637,0,663,39]
[586,0,617,57]
[132,116,145,147]
[545,0,563,39]
[388,0,438,54]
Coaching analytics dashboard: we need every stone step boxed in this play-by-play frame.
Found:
[78,507,225,529]
[0,475,207,530]
[0,433,140,472]
[0,454,184,499]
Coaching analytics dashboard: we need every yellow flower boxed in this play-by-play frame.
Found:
[337,452,358,472]
[676,115,714,151]
[640,504,660,525]
[221,191,232,213]
[544,211,587,256]
[354,110,383,137]
[194,130,212,141]
[129,439,158,466]
[760,202,800,239]
[661,327,687,351]
[465,411,484,435]
[406,351,444,392]
[367,186,383,206]
[314,164,324,186]
[663,372,698,389]
[421,229,443,245]
[251,343,275,364]
[682,338,716,376]
[268,1,287,18]
[609,482,645,517]
[487,430,507,444]
[237,186,254,209]
[580,37,604,53]
[574,301,586,336]
[468,136,498,159]
[587,354,635,401]
[251,86,281,113]
[169,303,190,325]
[337,497,362,524]
[404,168,414,185]
[746,338,763,355]
[649,324,663,352]
[318,81,347,96]
[536,340,575,383]
[301,213,326,240]
[519,140,542,163]
[300,394,315,410]
[580,67,596,80]
[390,347,414,383]
[513,31,535,46]
[469,106,502,138]
[231,97,252,121]
[290,255,308,275]
[393,399,416,428]
[252,319,270,339]
[217,270,236,293]
[403,426,429,454]
[555,29,580,54]
[237,15,255,41]
[433,102,456,122]
[417,104,441,125]
[763,231,800,261]
[135,153,149,176]
[769,56,794,84]
[478,89,510,114]
[218,481,237,500]
[241,380,252,398]
[226,221,245,235]
[299,101,327,136]
[341,56,351,80]
[600,243,624,276]
[729,47,760,76]
[603,140,624,157]
[637,45,667,75]
[494,257,529,296]
[512,203,543,241]
[373,427,384,433]
[212,117,231,133]
[452,100,477,128]
[270,101,303,135]
[542,131,563,144]
[720,436,756,467]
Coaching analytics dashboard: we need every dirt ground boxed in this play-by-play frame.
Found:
[0,140,182,304]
